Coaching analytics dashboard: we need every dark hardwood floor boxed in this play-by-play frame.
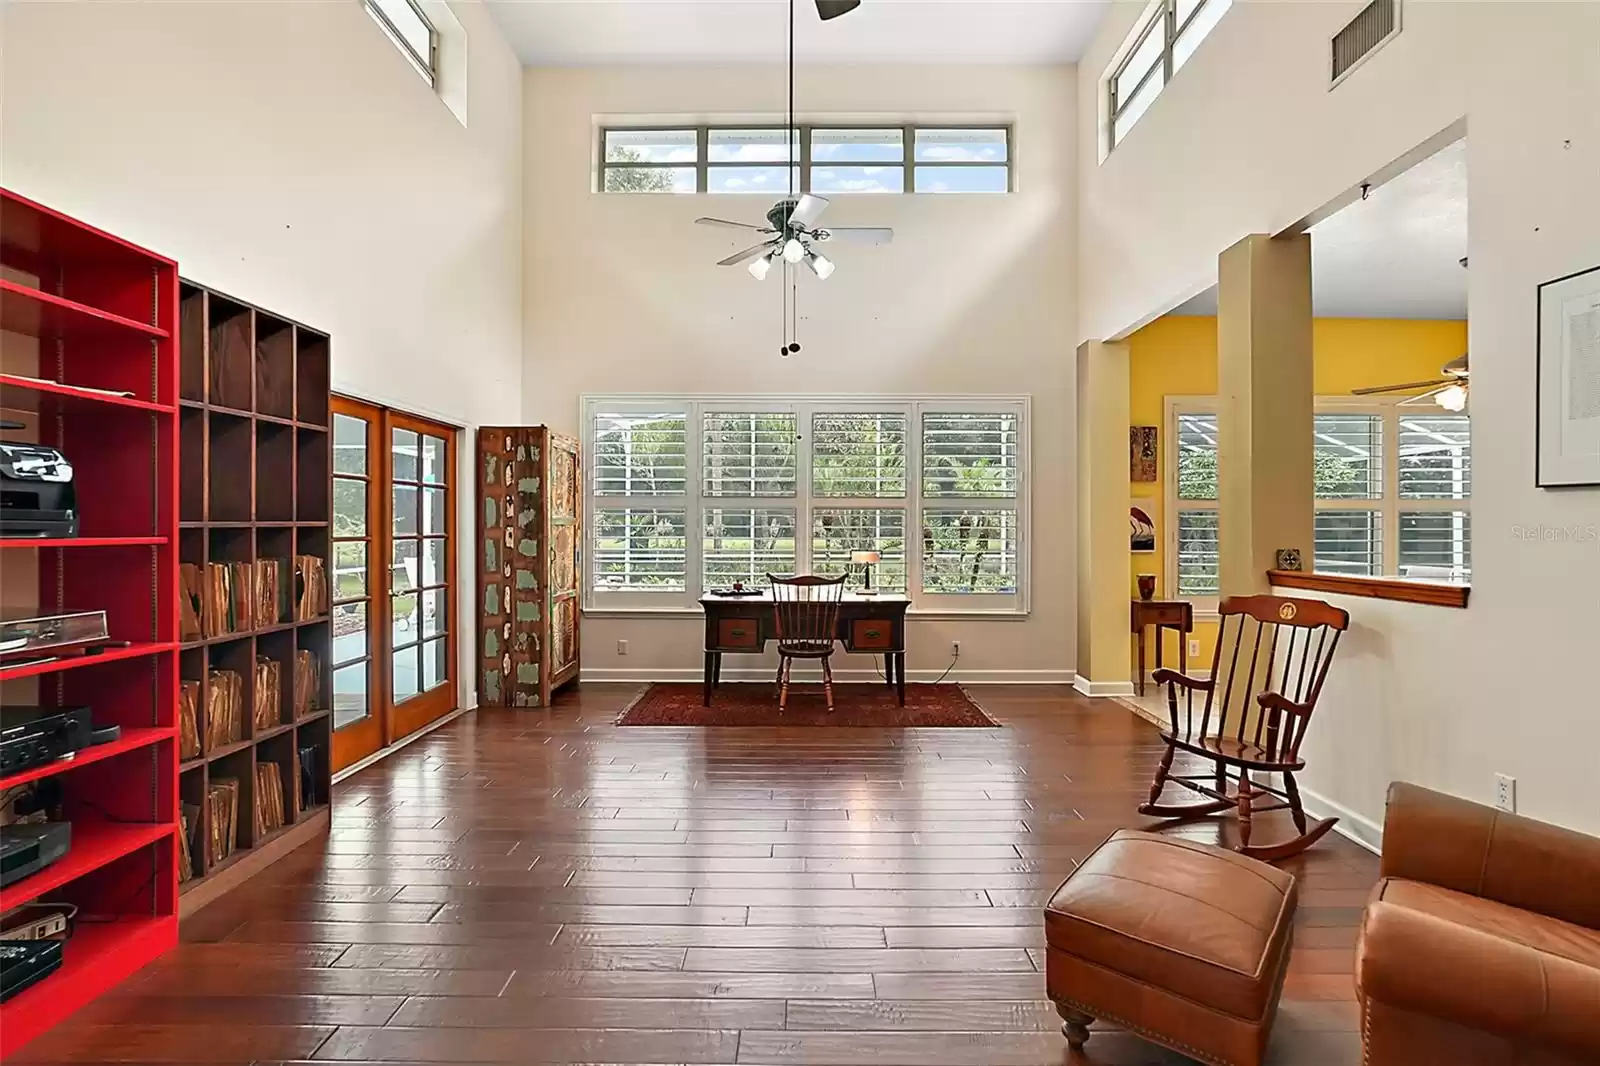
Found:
[21,684,1375,1065]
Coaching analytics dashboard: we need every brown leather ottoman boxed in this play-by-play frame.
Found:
[1043,829,1298,1066]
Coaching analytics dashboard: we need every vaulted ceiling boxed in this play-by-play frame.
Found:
[484,0,1112,65]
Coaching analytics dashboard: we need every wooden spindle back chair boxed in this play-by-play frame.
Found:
[1139,593,1350,861]
[767,573,847,711]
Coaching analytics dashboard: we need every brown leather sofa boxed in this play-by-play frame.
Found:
[1357,783,1600,1064]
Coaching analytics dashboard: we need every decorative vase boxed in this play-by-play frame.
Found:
[1137,574,1157,601]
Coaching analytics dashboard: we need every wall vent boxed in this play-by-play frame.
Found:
[1331,0,1401,87]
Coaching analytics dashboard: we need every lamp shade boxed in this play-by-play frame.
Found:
[850,550,881,565]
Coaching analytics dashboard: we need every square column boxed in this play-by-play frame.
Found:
[1075,339,1133,697]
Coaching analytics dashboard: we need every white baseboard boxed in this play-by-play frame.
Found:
[583,666,1075,685]
[1072,675,1136,698]
[1300,785,1384,854]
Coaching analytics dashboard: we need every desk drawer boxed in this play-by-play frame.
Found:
[1134,603,1190,629]
[850,619,896,651]
[717,617,761,649]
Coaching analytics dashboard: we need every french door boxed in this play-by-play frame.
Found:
[331,396,458,772]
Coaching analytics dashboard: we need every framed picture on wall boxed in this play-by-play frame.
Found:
[1130,504,1156,553]
[1536,264,1600,487]
[1130,426,1158,482]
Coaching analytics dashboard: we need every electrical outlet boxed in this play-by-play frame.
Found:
[1189,639,1201,657]
[1494,773,1516,813]
[950,641,961,658]
[616,640,628,657]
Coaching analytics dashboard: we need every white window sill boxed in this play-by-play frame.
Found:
[582,605,1032,622]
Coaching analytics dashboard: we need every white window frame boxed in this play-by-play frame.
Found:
[1104,0,1233,153]
[1164,395,1471,610]
[584,394,1030,618]
[597,125,1013,195]
[365,0,438,88]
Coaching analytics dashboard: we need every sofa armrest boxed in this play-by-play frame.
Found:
[1381,782,1600,930]
[1357,899,1600,1059]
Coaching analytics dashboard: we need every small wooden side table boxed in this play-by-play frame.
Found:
[1131,599,1194,696]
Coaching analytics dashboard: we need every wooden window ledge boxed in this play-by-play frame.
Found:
[1268,570,1470,609]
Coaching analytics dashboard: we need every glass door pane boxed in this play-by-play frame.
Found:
[389,414,455,739]
[331,399,383,772]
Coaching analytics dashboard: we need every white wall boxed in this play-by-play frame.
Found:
[1081,1,1600,834]
[523,65,1079,682]
[2,0,525,713]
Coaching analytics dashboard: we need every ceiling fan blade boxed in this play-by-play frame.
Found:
[1398,386,1456,408]
[788,194,830,229]
[816,0,861,20]
[696,217,770,232]
[816,226,894,245]
[718,242,777,267]
[1351,378,1451,396]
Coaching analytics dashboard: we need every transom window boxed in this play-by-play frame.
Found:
[1106,0,1232,151]
[586,396,1029,613]
[1169,399,1471,601]
[599,126,1011,195]
[364,0,437,87]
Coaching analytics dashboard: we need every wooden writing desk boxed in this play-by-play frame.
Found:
[1130,598,1193,697]
[700,591,911,706]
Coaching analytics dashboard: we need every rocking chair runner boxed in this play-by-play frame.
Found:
[768,573,847,712]
[1140,593,1350,862]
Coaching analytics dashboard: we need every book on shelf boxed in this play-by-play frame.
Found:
[198,561,258,638]
[206,777,240,866]
[204,669,244,751]
[179,680,201,760]
[253,656,282,731]
[254,762,287,837]
[294,554,327,620]
[179,564,203,642]
[178,803,198,883]
[255,558,288,628]
[293,650,321,717]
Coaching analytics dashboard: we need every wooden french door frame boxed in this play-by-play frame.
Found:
[331,397,459,773]
[388,410,458,741]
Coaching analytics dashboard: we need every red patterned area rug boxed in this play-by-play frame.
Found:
[616,683,999,728]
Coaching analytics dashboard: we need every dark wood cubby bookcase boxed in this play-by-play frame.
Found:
[0,189,181,1055]
[175,281,332,914]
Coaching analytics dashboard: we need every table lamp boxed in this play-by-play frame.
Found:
[850,550,882,595]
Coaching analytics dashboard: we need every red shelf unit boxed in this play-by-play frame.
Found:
[0,188,180,1056]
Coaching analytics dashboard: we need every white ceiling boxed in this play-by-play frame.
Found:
[484,0,1111,65]
[1174,140,1469,319]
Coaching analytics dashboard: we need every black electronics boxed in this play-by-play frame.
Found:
[0,823,72,888]
[0,434,78,539]
[0,940,64,1002]
[87,723,121,745]
[0,705,93,777]
[0,611,109,660]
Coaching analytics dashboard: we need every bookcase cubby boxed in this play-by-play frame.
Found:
[175,281,332,912]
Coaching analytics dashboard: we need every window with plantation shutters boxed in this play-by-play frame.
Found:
[703,412,797,497]
[1172,412,1220,600]
[811,413,906,498]
[1397,414,1470,578]
[1166,399,1472,599]
[584,396,1029,611]
[591,409,689,594]
[921,411,1019,594]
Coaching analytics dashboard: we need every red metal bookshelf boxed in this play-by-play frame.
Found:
[0,188,180,1055]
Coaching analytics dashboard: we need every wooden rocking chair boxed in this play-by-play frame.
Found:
[1140,593,1350,862]
[768,573,847,712]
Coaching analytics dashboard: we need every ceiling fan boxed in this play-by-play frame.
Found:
[696,194,893,280]
[1352,353,1469,411]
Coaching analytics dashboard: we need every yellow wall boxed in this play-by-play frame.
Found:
[1128,316,1469,672]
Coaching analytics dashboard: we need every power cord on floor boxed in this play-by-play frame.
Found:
[874,647,961,685]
